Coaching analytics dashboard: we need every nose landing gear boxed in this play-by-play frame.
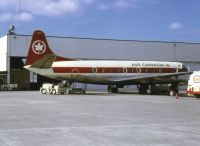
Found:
[170,83,178,96]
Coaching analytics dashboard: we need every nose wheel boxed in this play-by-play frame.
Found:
[170,83,178,96]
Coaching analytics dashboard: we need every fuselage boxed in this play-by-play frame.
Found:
[25,60,187,85]
[24,30,189,88]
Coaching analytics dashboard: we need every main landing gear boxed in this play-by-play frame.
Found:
[137,84,149,94]
[107,85,119,93]
[137,83,178,96]
[108,84,179,96]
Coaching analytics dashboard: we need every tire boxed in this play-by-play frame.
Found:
[138,84,148,94]
[111,87,118,93]
[66,89,69,94]
[41,89,46,94]
[170,90,175,96]
[52,89,56,95]
[3,87,8,91]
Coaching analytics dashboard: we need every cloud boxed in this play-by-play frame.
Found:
[169,22,184,31]
[0,0,18,8]
[24,0,80,16]
[113,0,138,9]
[83,0,94,5]
[14,12,33,21]
[0,0,81,21]
[0,12,33,22]
[0,13,12,22]
[98,4,109,11]
[0,0,159,22]
[169,22,200,35]
[97,0,159,11]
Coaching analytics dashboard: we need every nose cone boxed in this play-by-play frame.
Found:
[24,65,31,70]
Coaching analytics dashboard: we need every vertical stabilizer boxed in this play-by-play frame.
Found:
[25,30,54,66]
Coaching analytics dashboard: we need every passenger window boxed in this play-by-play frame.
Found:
[92,68,97,73]
[123,68,127,73]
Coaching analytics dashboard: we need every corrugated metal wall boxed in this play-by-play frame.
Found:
[7,34,200,70]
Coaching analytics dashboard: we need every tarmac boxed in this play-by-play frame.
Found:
[0,91,200,146]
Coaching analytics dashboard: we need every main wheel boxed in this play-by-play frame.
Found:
[169,84,178,96]
[170,90,175,96]
[107,85,112,93]
[138,84,148,94]
[52,89,56,95]
[12,88,17,91]
[41,88,46,94]
[3,87,8,91]
[111,87,118,93]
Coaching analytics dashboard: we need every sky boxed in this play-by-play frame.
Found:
[0,0,200,43]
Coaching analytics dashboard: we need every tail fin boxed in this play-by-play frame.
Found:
[25,30,54,66]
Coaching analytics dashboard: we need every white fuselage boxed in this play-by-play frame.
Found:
[25,60,185,85]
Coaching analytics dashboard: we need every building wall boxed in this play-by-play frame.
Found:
[8,34,31,57]
[48,38,200,63]
[0,36,8,71]
[8,34,200,60]
[7,34,200,71]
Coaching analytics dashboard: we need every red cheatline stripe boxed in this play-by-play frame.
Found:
[52,67,182,73]
[187,90,200,94]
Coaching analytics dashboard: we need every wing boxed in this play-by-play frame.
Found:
[110,71,192,85]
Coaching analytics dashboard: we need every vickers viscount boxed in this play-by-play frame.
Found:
[24,30,190,95]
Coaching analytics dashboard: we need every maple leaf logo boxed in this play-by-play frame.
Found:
[32,40,46,54]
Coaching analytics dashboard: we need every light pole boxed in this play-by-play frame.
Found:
[173,42,176,61]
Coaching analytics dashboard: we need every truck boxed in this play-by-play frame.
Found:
[40,83,67,94]
[68,86,86,94]
[187,71,200,97]
[0,84,18,91]
[40,82,86,95]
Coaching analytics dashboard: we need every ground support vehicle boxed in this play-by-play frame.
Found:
[40,83,67,94]
[1,84,18,91]
[40,82,86,95]
[68,87,86,94]
[187,71,200,97]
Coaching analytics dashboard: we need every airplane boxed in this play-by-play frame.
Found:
[24,30,191,95]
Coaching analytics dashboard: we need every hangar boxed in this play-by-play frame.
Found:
[0,30,200,90]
